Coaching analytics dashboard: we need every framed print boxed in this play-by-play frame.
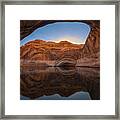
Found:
[20,20,100,100]
[0,0,119,119]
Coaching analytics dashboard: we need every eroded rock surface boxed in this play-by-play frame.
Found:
[20,20,100,67]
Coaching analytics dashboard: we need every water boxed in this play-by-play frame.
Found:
[20,66,100,100]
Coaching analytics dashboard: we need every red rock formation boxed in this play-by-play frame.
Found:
[81,21,100,57]
[20,20,100,67]
[20,40,83,61]
[77,22,100,67]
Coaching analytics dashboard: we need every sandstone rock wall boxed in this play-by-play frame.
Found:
[20,20,100,67]
[81,21,100,58]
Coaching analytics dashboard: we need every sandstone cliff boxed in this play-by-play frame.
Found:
[20,40,83,61]
[20,20,100,67]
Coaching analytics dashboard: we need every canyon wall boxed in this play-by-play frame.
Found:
[20,20,100,67]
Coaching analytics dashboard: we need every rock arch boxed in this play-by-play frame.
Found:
[20,20,100,67]
[20,20,99,41]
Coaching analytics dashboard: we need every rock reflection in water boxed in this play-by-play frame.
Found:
[20,66,100,100]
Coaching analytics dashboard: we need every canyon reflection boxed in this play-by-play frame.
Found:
[20,66,100,100]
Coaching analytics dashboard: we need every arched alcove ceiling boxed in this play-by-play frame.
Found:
[20,20,100,40]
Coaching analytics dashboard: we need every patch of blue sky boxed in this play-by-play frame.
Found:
[20,22,90,46]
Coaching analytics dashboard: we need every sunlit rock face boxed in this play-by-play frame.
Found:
[20,40,83,66]
[20,20,100,67]
[20,66,100,100]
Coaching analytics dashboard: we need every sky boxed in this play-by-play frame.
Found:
[20,22,90,46]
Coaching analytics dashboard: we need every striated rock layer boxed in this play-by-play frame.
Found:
[20,20,100,67]
[21,40,83,60]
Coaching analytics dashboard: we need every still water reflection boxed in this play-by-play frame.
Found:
[20,66,100,100]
